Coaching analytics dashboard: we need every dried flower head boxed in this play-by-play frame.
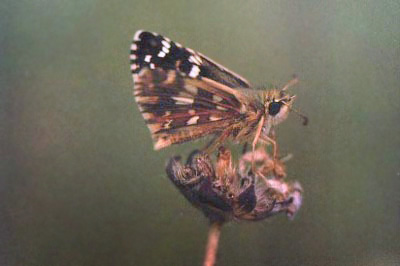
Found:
[166,147,303,223]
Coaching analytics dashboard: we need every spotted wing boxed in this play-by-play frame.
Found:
[130,31,257,150]
[130,30,251,89]
[133,67,248,149]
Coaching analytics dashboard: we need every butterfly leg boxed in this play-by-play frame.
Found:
[251,116,266,172]
[257,134,285,180]
[260,134,278,159]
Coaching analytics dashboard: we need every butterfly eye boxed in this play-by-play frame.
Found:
[268,101,283,116]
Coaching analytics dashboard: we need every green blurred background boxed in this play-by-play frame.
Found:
[1,0,399,265]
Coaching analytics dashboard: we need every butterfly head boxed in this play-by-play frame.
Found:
[263,77,308,129]
[264,89,295,126]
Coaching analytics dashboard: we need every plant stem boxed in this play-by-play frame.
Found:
[203,221,223,266]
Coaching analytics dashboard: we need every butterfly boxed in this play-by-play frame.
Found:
[130,30,307,158]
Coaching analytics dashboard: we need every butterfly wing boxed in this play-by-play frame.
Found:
[133,67,247,149]
[130,30,251,89]
[130,31,257,150]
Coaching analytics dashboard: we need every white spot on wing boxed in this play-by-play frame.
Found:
[213,95,223,102]
[150,63,155,69]
[162,46,169,53]
[142,113,154,120]
[209,115,221,121]
[144,55,152,63]
[130,64,137,71]
[158,51,166,58]
[186,116,200,125]
[163,120,173,129]
[133,30,144,41]
[172,96,194,105]
[162,40,171,49]
[188,65,200,78]
[130,54,137,60]
[130,43,137,51]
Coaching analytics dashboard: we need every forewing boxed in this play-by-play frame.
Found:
[130,30,251,89]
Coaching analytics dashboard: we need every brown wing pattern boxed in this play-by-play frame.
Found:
[130,30,264,150]
[134,67,247,149]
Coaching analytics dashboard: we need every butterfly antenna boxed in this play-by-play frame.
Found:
[282,100,309,126]
[291,106,309,126]
[281,75,299,91]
